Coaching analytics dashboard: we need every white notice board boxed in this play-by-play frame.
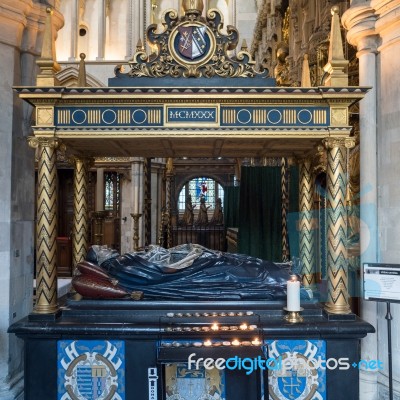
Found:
[363,263,400,303]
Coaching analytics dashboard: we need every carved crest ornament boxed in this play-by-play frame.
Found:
[115,0,269,80]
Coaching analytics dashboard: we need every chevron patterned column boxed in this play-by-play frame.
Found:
[28,137,60,314]
[299,158,316,287]
[166,158,174,248]
[71,157,91,269]
[144,158,152,246]
[281,157,289,262]
[324,138,356,314]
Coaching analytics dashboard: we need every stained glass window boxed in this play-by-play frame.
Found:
[104,172,120,212]
[178,177,224,210]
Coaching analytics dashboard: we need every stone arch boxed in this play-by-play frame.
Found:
[56,66,104,87]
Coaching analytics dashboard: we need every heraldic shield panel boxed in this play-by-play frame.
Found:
[266,340,326,400]
[165,363,226,400]
[58,340,125,400]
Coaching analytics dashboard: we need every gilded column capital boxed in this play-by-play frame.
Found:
[323,137,356,150]
[297,157,312,166]
[27,136,63,150]
[166,157,174,176]
[69,155,94,168]
[312,144,327,174]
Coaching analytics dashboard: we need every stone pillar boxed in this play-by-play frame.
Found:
[343,5,380,396]
[324,138,355,315]
[71,157,91,268]
[97,0,106,60]
[28,137,61,314]
[69,0,79,61]
[96,168,105,211]
[299,158,316,286]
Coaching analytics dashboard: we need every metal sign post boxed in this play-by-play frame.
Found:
[363,263,400,400]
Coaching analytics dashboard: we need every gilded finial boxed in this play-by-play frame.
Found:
[301,54,311,87]
[323,6,349,86]
[36,7,61,86]
[241,39,248,52]
[182,0,204,15]
[78,53,87,87]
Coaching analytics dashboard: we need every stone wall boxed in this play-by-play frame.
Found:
[0,1,63,398]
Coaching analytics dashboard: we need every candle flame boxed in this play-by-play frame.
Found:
[232,339,240,346]
[204,340,212,347]
[211,323,219,331]
[240,323,248,330]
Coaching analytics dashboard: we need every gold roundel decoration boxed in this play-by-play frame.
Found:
[170,21,216,67]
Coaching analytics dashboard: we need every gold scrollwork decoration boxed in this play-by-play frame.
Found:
[119,6,268,80]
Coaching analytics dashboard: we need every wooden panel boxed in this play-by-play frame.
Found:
[56,237,72,277]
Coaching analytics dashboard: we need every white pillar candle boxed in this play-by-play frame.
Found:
[287,275,301,311]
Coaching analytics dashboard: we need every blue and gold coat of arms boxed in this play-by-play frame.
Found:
[58,340,125,400]
[267,340,326,400]
[177,26,207,60]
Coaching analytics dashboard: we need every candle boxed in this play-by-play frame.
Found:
[287,275,301,311]
[239,323,248,331]
[232,339,240,346]
[251,338,261,346]
[211,323,219,331]
[204,340,212,347]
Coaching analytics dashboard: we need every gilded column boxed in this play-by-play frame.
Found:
[144,158,152,247]
[299,158,316,286]
[281,157,289,262]
[166,158,174,248]
[324,137,355,314]
[71,156,92,268]
[28,137,60,314]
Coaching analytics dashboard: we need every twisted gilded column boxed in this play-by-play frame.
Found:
[299,158,316,287]
[71,156,92,268]
[28,137,61,314]
[281,157,289,262]
[324,137,355,314]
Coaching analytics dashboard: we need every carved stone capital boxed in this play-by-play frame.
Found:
[323,137,356,150]
[342,4,377,49]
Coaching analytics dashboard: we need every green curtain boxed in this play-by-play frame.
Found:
[238,166,282,261]
[289,166,299,214]
[288,165,300,259]
[223,186,240,228]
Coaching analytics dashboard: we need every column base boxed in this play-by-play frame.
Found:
[324,301,352,315]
